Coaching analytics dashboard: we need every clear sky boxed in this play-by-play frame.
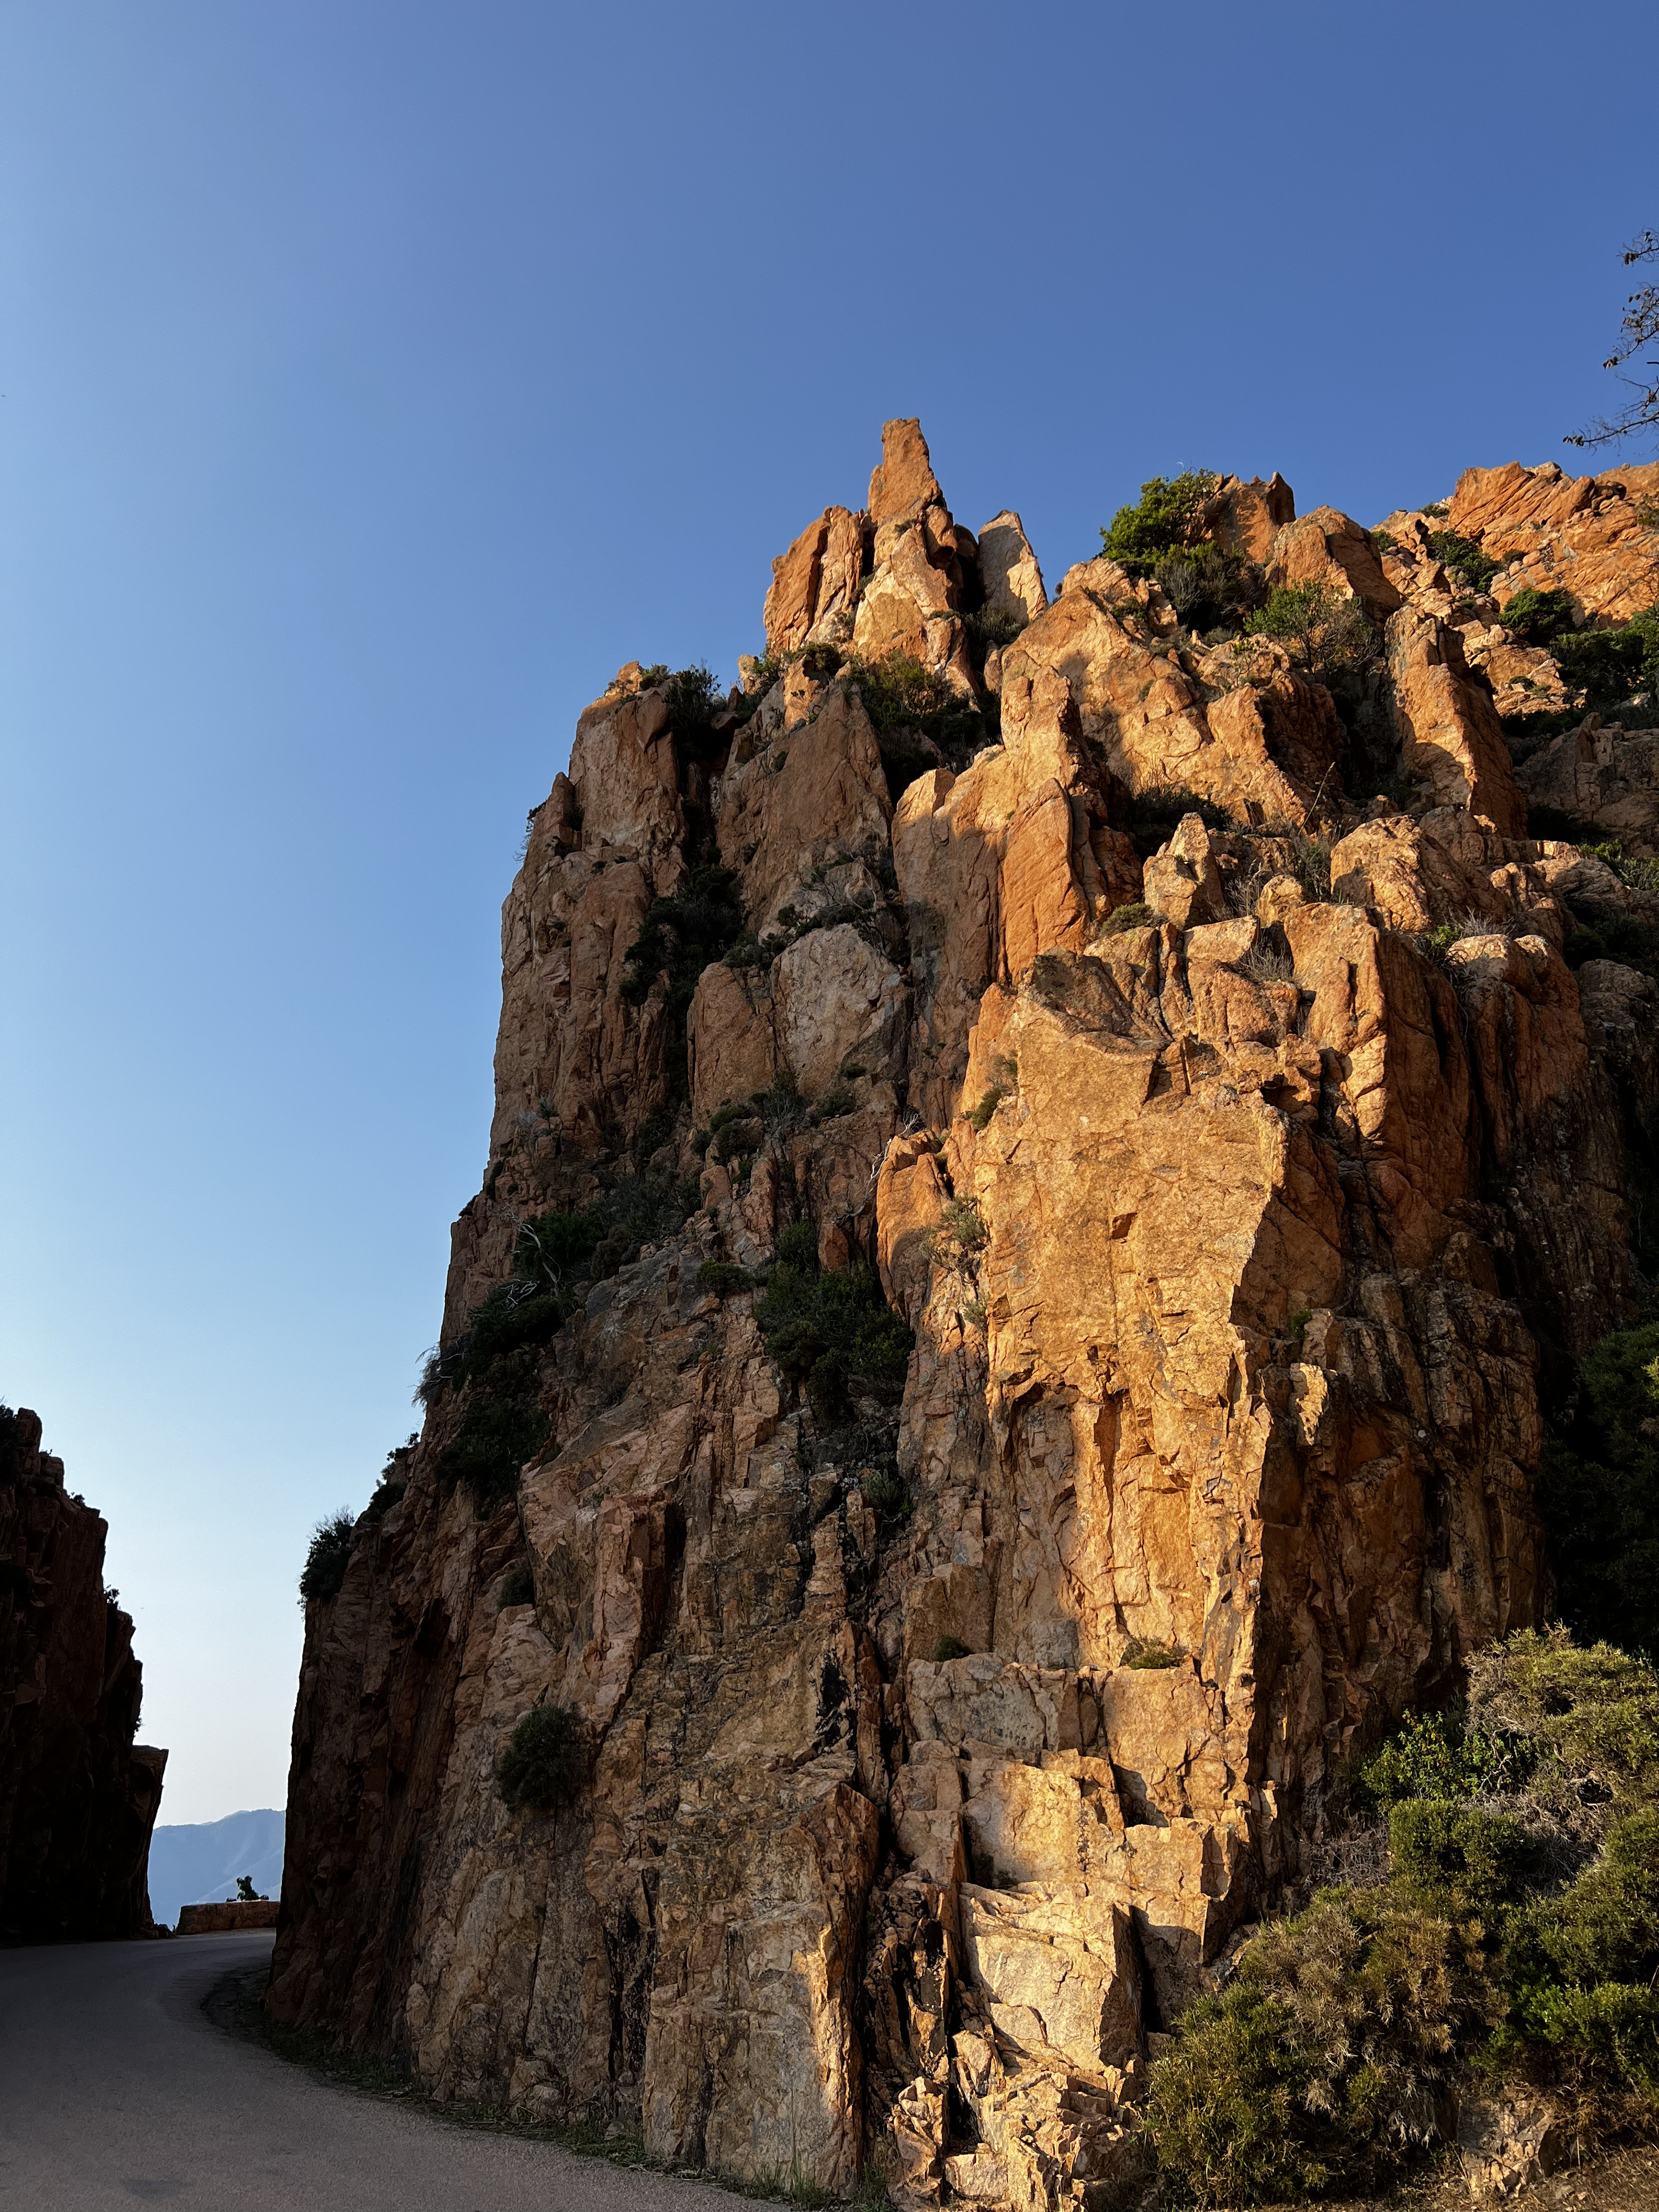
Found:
[3,1,1656,1824]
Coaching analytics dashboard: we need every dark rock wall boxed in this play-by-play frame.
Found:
[1,1407,167,1943]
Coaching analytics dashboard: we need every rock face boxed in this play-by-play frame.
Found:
[1450,460,1659,626]
[269,425,1656,2209]
[1516,714,1659,851]
[1,1407,166,1943]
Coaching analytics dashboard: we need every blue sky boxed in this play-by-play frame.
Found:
[3,0,1656,1824]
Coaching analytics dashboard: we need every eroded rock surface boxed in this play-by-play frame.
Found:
[271,424,1657,2210]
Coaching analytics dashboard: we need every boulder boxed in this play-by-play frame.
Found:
[1385,608,1526,833]
[1268,503,1402,620]
[1004,563,1338,825]
[1329,809,1562,939]
[975,511,1048,629]
[687,961,778,1121]
[1457,2090,1571,2198]
[716,681,893,937]
[176,1898,279,1934]
[1141,813,1229,928]
[773,925,907,1100]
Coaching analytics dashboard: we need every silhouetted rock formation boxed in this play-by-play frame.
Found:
[1,1406,166,1943]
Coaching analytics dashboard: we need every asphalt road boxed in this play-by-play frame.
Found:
[0,1932,750,2211]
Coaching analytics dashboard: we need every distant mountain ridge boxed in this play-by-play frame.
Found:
[147,1807,284,1929]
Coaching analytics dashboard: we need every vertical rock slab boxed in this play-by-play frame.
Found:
[1385,609,1526,833]
[0,1408,166,1942]
[977,512,1048,628]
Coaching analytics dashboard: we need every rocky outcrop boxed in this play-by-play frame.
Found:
[1,1407,166,1943]
[1268,503,1403,624]
[1451,460,1659,627]
[1198,472,1295,563]
[270,424,1656,2210]
[1003,564,1343,827]
[1384,609,1526,833]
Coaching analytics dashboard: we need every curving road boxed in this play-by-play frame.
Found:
[0,1932,749,2211]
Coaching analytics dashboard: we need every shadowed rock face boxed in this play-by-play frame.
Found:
[1,1408,166,1943]
[269,426,1656,2209]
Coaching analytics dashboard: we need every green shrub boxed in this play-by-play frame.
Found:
[776,1218,818,1267]
[522,1171,698,1288]
[1123,1640,1181,1670]
[1242,938,1296,985]
[1147,1888,1498,2205]
[640,663,726,760]
[696,1259,749,1296]
[364,1437,414,1521]
[1029,950,1074,1006]
[1357,1705,1505,1812]
[1552,606,1659,709]
[1387,1797,1531,1922]
[0,1403,24,1484]
[498,1557,536,1610]
[846,654,992,789]
[964,607,1024,656]
[1370,528,1397,554]
[1427,530,1500,594]
[1245,580,1375,676]
[810,1084,856,1124]
[1129,786,1234,858]
[966,1086,1004,1132]
[1501,587,1577,645]
[299,1510,358,1604]
[1468,1625,1659,1809]
[860,1465,905,1515]
[938,1196,988,1256]
[434,1347,549,1511]
[1099,471,1219,575]
[932,1635,970,1661]
[1506,1978,1659,2100]
[621,863,747,1010]
[754,1224,912,1425]
[518,1210,603,1276]
[1515,1808,1659,1990]
[1154,540,1262,633]
[498,1703,582,1812]
[1558,905,1659,983]
[1101,900,1154,935]
[463,1282,568,1372]
[738,650,782,703]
